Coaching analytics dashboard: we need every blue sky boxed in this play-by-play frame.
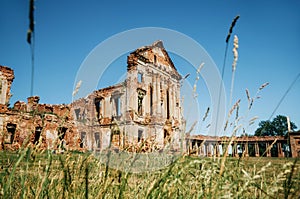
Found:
[1,0,299,135]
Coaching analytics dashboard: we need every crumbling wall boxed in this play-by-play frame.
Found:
[0,95,80,151]
[71,63,184,151]
[71,41,185,152]
[126,40,184,149]
[71,83,125,151]
[0,66,14,105]
[1,41,186,153]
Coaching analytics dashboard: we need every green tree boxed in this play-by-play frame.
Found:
[254,115,297,136]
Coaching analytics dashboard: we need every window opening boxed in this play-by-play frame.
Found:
[58,127,67,140]
[80,132,86,148]
[95,98,102,120]
[137,89,146,115]
[94,132,100,148]
[138,72,143,83]
[164,129,168,139]
[138,129,143,142]
[34,127,42,144]
[114,97,121,116]
[6,123,16,144]
[74,108,80,120]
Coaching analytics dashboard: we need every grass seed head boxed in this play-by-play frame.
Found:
[259,82,269,90]
[232,35,239,71]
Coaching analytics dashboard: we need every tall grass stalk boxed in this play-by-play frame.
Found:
[215,15,239,136]
[229,35,239,108]
[1,149,299,198]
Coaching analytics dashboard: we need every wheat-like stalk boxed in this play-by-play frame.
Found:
[246,89,251,103]
[259,82,269,90]
[193,62,204,98]
[246,82,269,111]
[229,35,239,109]
[232,35,239,72]
[224,99,241,131]
[226,15,240,43]
[72,80,82,96]
[249,116,259,126]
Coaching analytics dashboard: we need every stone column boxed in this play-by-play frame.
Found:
[266,142,271,157]
[176,85,180,120]
[189,140,192,155]
[206,143,210,157]
[277,142,284,158]
[172,84,176,118]
[231,144,235,157]
[255,142,260,157]
[244,143,249,157]
[200,143,205,156]
[195,142,199,156]
[232,143,239,157]
[208,143,212,157]
[222,144,228,157]
[170,84,173,118]
[215,143,220,157]
[157,76,160,116]
[160,77,164,117]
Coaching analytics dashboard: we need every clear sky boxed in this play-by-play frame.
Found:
[1,0,299,135]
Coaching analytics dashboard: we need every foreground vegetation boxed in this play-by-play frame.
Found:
[0,148,299,198]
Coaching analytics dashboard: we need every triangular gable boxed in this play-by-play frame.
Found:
[129,40,181,80]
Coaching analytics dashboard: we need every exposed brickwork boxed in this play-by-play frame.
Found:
[72,41,185,151]
[0,41,186,152]
[1,41,299,157]
[0,65,14,105]
[0,66,80,151]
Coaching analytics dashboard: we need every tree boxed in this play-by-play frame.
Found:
[254,115,297,136]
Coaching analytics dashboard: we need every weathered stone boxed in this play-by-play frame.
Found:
[1,41,299,157]
[72,41,185,151]
[187,134,299,157]
[0,66,14,105]
[0,67,80,150]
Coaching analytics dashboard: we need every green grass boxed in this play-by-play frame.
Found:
[0,148,299,198]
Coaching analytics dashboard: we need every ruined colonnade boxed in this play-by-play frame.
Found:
[188,135,289,158]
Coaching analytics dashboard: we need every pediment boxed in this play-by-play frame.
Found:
[128,40,181,80]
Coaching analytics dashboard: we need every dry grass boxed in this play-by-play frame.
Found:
[0,148,299,198]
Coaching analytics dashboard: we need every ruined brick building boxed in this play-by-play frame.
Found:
[1,40,299,158]
[72,40,185,151]
[0,41,185,152]
[0,66,79,150]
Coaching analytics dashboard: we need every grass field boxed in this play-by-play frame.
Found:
[0,148,299,198]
